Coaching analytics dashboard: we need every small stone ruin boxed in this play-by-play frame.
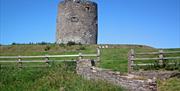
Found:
[76,59,157,91]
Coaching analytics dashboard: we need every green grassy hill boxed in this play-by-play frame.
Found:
[0,44,156,72]
[0,44,180,91]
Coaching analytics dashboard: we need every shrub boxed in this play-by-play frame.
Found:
[78,42,82,45]
[44,46,51,51]
[79,46,86,50]
[11,42,16,45]
[138,45,143,48]
[67,41,76,46]
[59,43,65,47]
[37,42,50,45]
[28,42,34,45]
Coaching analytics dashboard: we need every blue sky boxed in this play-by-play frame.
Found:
[0,0,180,48]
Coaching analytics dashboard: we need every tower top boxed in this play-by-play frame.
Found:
[64,0,89,3]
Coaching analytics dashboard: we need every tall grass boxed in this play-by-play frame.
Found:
[0,62,124,91]
[158,77,180,91]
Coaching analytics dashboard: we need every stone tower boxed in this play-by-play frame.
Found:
[56,0,98,44]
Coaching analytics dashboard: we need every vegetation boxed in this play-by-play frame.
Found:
[11,42,54,45]
[67,41,76,46]
[158,77,180,91]
[0,62,124,91]
[0,44,156,72]
[0,44,180,91]
[133,48,180,71]
[44,45,51,51]
[0,44,179,71]
[99,45,156,72]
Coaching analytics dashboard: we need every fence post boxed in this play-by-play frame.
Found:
[18,56,22,68]
[96,48,100,62]
[45,55,49,67]
[128,49,135,73]
[79,53,82,60]
[159,50,164,66]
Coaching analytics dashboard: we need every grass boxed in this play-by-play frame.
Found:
[0,44,97,56]
[1,44,179,72]
[0,44,180,91]
[158,77,180,91]
[99,45,156,72]
[0,44,156,72]
[0,62,124,91]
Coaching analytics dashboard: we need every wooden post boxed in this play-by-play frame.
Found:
[18,56,22,68]
[159,50,164,66]
[79,53,82,60]
[128,49,135,73]
[96,48,100,62]
[45,55,49,67]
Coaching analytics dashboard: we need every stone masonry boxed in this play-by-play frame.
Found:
[56,0,98,44]
[76,59,157,91]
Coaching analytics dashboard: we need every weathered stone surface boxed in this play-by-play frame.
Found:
[56,0,98,44]
[76,59,157,91]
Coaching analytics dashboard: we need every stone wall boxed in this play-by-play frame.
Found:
[76,59,157,91]
[56,0,98,44]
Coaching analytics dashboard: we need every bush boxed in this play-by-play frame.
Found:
[44,46,51,51]
[11,42,16,45]
[67,41,76,46]
[78,42,82,45]
[59,43,65,47]
[37,42,50,45]
[79,46,86,50]
[28,42,34,45]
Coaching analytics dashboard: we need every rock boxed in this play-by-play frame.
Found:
[115,72,120,75]
[76,59,157,91]
[147,79,153,83]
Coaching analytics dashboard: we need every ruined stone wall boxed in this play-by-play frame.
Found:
[76,59,157,91]
[56,0,98,44]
